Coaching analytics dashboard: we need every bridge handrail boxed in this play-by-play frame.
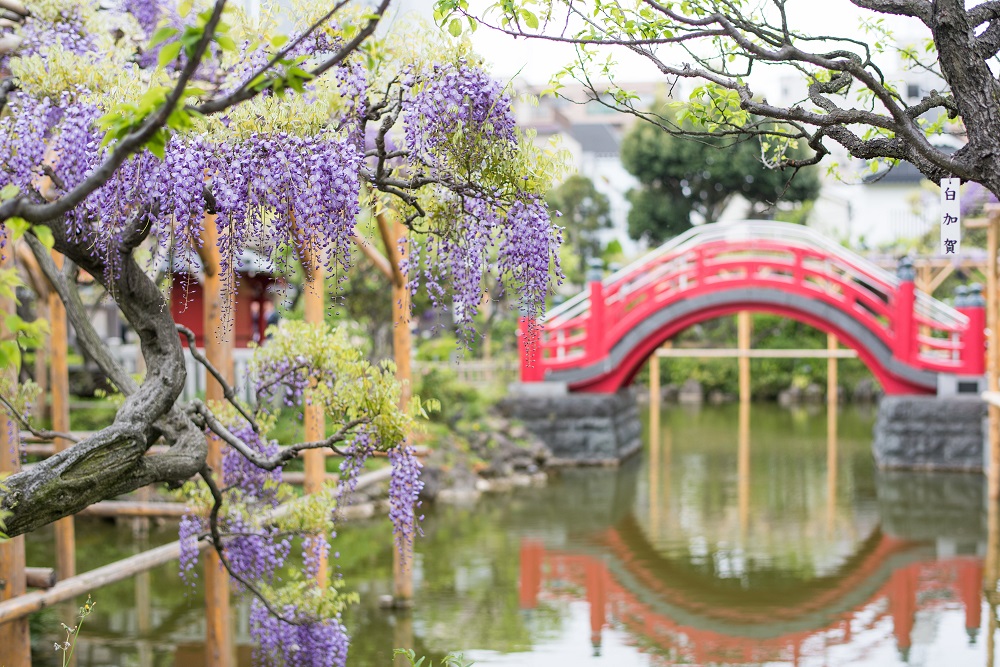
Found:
[542,220,968,330]
[544,224,704,325]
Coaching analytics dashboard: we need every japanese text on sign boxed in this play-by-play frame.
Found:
[941,178,961,255]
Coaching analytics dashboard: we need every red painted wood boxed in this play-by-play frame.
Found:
[520,231,988,391]
[172,274,273,348]
[525,538,975,664]
[958,305,987,375]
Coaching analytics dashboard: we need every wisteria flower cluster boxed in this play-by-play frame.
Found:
[1,2,565,665]
[170,323,418,665]
[393,57,566,336]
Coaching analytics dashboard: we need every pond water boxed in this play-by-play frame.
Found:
[22,403,995,666]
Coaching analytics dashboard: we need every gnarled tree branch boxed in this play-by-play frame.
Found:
[189,400,361,471]
[176,324,258,432]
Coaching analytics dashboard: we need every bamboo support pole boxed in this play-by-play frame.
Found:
[737,312,751,404]
[78,501,190,518]
[201,215,234,667]
[989,210,1000,501]
[0,242,30,667]
[387,215,413,605]
[25,567,56,589]
[301,243,329,589]
[49,250,76,582]
[654,348,857,358]
[302,251,327,497]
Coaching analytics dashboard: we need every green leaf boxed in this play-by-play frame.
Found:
[0,184,19,201]
[271,34,289,48]
[0,340,20,371]
[178,0,193,16]
[146,130,168,160]
[215,34,236,52]
[148,26,179,49]
[31,225,54,249]
[5,217,29,242]
[522,9,539,29]
[448,17,462,36]
[157,41,182,68]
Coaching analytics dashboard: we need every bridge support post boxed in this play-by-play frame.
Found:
[893,262,916,366]
[737,312,751,403]
[827,333,839,535]
[958,300,986,376]
[585,281,605,364]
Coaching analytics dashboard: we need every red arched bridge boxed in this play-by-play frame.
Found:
[520,221,985,394]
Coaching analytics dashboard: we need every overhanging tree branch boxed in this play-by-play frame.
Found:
[0,393,79,444]
[850,0,932,25]
[189,400,362,470]
[177,325,258,432]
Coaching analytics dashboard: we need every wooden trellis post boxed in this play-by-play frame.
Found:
[302,244,329,587]
[200,215,234,667]
[49,250,75,582]
[0,238,30,667]
[354,206,414,606]
[382,213,413,605]
[988,208,1000,501]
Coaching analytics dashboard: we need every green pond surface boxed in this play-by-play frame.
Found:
[21,403,993,666]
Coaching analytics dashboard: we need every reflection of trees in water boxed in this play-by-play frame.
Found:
[635,404,884,580]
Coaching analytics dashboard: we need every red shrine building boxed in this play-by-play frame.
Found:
[169,249,281,348]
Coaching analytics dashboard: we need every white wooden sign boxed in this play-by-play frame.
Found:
[940,177,961,255]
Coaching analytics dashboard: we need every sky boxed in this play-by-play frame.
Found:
[385,0,933,86]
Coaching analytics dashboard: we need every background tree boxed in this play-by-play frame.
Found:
[545,174,611,283]
[621,120,820,244]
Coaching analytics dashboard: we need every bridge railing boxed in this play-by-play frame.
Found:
[523,221,984,386]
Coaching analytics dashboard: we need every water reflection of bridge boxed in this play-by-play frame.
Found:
[512,400,992,665]
[520,536,982,665]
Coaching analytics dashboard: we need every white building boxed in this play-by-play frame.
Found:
[511,80,675,257]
